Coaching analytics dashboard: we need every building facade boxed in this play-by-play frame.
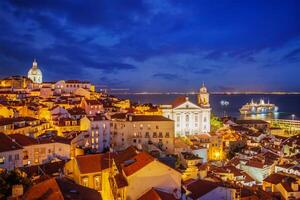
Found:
[161,85,211,136]
[111,114,175,153]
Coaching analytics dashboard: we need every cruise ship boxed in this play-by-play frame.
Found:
[240,99,279,114]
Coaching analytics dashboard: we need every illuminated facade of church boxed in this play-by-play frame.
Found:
[28,59,43,83]
[161,84,211,136]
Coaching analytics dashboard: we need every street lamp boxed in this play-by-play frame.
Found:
[220,100,229,117]
[290,114,295,135]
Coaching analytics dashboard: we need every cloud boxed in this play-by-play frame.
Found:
[0,1,300,91]
[152,73,180,80]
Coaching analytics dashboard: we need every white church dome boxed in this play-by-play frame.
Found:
[28,59,43,83]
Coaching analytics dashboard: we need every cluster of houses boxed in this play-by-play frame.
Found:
[1,71,300,199]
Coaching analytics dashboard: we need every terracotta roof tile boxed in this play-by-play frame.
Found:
[122,152,154,176]
[75,153,112,174]
[138,188,177,200]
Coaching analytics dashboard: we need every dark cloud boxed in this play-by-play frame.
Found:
[0,0,300,91]
[282,48,300,62]
[152,73,180,81]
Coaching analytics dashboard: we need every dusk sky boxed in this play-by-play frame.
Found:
[0,0,300,92]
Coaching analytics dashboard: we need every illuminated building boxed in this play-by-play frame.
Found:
[111,114,175,153]
[198,83,210,107]
[65,152,115,199]
[77,115,110,152]
[0,133,70,170]
[28,59,43,83]
[161,96,211,136]
[0,75,32,90]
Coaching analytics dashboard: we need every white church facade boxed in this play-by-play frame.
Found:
[161,84,211,136]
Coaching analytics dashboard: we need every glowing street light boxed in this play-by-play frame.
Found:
[220,100,229,117]
[292,114,295,120]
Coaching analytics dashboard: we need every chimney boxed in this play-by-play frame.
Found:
[11,184,23,198]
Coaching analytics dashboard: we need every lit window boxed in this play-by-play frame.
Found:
[94,176,101,190]
[0,156,5,164]
[82,178,88,187]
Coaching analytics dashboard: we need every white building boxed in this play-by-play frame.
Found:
[161,85,211,136]
[78,115,110,152]
[28,59,42,83]
[0,133,71,170]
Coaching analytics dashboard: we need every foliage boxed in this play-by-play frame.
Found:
[0,170,32,198]
[210,113,223,132]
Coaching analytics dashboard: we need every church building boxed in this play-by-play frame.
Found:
[161,84,211,136]
[28,59,43,83]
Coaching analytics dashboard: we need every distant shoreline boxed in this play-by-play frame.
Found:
[109,92,300,95]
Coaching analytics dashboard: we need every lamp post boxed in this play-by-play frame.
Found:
[220,100,229,117]
[289,114,295,135]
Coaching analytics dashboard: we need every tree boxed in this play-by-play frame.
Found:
[0,170,32,198]
[210,113,223,132]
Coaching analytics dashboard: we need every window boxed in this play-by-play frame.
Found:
[165,132,170,138]
[186,114,189,122]
[159,132,163,138]
[8,155,12,162]
[177,115,180,122]
[195,115,198,122]
[0,156,5,164]
[82,178,88,187]
[40,148,46,155]
[15,154,19,160]
[204,117,207,122]
[153,132,157,138]
[156,125,159,129]
[94,176,101,190]
[145,132,149,138]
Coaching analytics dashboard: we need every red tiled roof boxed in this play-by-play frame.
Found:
[23,177,63,200]
[171,96,187,108]
[23,177,101,200]
[0,132,22,152]
[186,179,218,199]
[9,134,37,146]
[122,152,154,176]
[75,153,112,174]
[130,115,172,122]
[138,188,177,200]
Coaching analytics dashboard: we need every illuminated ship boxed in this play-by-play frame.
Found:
[239,99,278,114]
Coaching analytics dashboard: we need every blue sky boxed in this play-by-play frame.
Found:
[0,0,299,92]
